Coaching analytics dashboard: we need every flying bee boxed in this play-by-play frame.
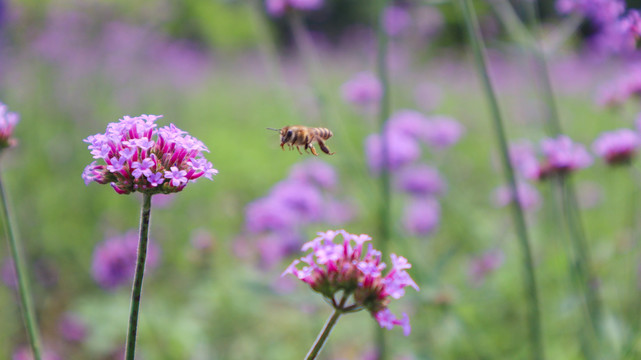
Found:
[267,125,335,156]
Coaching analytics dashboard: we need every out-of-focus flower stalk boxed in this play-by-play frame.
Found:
[375,0,392,357]
[459,1,544,359]
[557,177,603,338]
[287,11,331,122]
[0,172,42,360]
[247,0,299,119]
[124,192,153,360]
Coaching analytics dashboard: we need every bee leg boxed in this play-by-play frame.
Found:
[280,143,285,151]
[296,145,303,155]
[309,144,318,156]
[304,143,310,153]
[317,139,335,155]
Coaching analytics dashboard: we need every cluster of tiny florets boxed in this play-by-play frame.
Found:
[283,230,419,335]
[0,103,19,150]
[82,114,217,195]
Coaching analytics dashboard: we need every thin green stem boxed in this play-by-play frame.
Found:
[0,171,42,360]
[305,308,342,360]
[125,192,153,360]
[559,177,602,335]
[375,0,392,357]
[459,0,544,359]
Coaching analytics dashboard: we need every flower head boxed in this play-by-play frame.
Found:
[491,182,541,210]
[91,230,160,290]
[283,230,419,335]
[265,0,323,17]
[0,102,19,150]
[468,249,504,286]
[341,72,382,107]
[592,128,640,165]
[403,198,440,236]
[539,135,593,177]
[82,114,216,195]
[58,313,88,343]
[396,164,446,196]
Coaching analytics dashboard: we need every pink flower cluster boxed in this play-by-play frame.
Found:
[511,135,592,181]
[592,128,640,165]
[0,102,19,150]
[283,230,419,335]
[265,0,323,17]
[82,114,217,195]
[341,72,382,108]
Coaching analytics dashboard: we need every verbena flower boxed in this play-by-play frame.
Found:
[592,128,640,165]
[341,72,382,107]
[58,313,88,343]
[91,230,161,290]
[512,136,592,180]
[396,164,446,196]
[468,249,504,286]
[418,116,465,149]
[491,182,541,210]
[265,0,323,17]
[365,131,421,174]
[402,198,440,236]
[596,67,641,107]
[283,230,419,335]
[0,102,19,150]
[12,346,60,360]
[383,5,411,37]
[289,159,337,190]
[82,114,217,195]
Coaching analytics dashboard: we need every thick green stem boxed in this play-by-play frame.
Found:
[125,193,153,360]
[459,0,544,359]
[0,171,42,360]
[375,0,392,358]
[305,309,342,360]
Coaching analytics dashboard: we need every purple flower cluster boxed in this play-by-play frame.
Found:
[468,249,504,286]
[0,102,19,150]
[383,5,411,37]
[364,109,462,236]
[12,347,60,360]
[243,160,355,268]
[58,313,88,343]
[341,72,382,108]
[283,230,419,335]
[511,135,592,181]
[596,66,641,107]
[592,128,640,165]
[557,0,641,56]
[91,230,160,290]
[265,0,323,17]
[491,182,541,211]
[82,114,217,195]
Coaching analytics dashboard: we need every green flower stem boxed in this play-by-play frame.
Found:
[305,308,342,360]
[375,0,392,357]
[558,177,602,335]
[0,171,42,360]
[125,192,153,360]
[287,11,331,122]
[459,0,544,359]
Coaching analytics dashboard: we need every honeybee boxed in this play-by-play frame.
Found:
[267,125,335,156]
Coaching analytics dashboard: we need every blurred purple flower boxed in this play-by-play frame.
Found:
[12,347,60,360]
[150,193,176,208]
[468,249,504,286]
[396,164,446,196]
[190,228,214,251]
[1,257,16,288]
[323,199,356,225]
[245,197,299,233]
[592,128,640,165]
[257,232,301,269]
[91,230,160,290]
[556,0,624,24]
[491,182,541,210]
[365,131,421,174]
[289,159,337,190]
[508,140,541,180]
[270,179,325,222]
[387,110,431,138]
[383,5,411,37]
[341,72,382,107]
[596,67,641,107]
[539,135,592,177]
[403,198,440,236]
[59,313,88,343]
[419,116,465,149]
[0,101,19,150]
[265,0,323,17]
